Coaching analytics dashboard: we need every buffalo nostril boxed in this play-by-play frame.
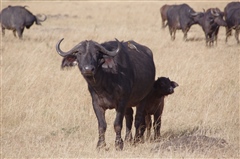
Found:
[84,65,95,73]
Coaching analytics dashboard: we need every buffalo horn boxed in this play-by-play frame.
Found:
[56,38,80,57]
[36,14,47,22]
[95,38,121,57]
[191,12,200,16]
[211,9,219,16]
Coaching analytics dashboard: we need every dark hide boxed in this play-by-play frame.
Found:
[133,77,178,143]
[195,8,227,46]
[166,3,200,41]
[57,39,156,150]
[224,2,240,44]
[0,5,46,39]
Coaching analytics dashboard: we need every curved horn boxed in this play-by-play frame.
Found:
[56,38,78,57]
[191,12,199,16]
[95,38,121,57]
[211,9,219,16]
[36,14,47,22]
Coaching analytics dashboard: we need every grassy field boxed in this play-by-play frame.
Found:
[1,1,239,158]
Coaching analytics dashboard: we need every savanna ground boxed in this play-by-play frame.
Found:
[1,0,239,158]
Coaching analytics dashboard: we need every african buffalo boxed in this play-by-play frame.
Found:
[133,77,178,143]
[0,5,47,39]
[160,4,173,28]
[166,3,201,41]
[195,8,227,46]
[224,2,240,44]
[56,39,156,150]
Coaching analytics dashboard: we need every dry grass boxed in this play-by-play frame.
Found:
[1,1,239,158]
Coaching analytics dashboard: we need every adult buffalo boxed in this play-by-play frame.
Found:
[195,8,227,46]
[224,2,240,44]
[56,39,156,150]
[166,3,200,41]
[0,5,47,39]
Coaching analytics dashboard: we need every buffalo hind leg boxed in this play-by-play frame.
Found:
[124,107,133,142]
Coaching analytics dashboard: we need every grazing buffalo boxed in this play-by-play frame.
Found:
[0,5,47,39]
[133,77,178,143]
[166,3,201,41]
[224,2,240,44]
[56,39,156,150]
[160,4,173,28]
[195,8,227,46]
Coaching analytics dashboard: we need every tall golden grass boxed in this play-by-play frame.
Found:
[1,1,239,158]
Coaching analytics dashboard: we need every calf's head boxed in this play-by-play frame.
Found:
[56,38,121,77]
[154,77,179,96]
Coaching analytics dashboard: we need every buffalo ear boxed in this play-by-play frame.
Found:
[101,56,115,69]
[171,81,179,88]
[61,55,77,69]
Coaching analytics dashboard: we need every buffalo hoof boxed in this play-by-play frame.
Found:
[115,138,124,150]
[124,132,133,142]
[96,140,106,150]
[134,136,144,145]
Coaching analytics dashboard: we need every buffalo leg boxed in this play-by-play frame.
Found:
[114,101,126,150]
[235,28,239,44]
[169,27,175,41]
[124,107,133,142]
[183,27,189,41]
[16,27,24,39]
[153,113,161,140]
[2,27,5,36]
[225,27,232,43]
[93,104,107,149]
[145,114,152,141]
[13,30,17,37]
[134,102,146,143]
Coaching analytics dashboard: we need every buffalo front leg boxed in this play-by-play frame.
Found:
[235,28,239,44]
[93,104,107,150]
[114,101,126,150]
[124,107,133,142]
[2,27,5,37]
[153,114,162,140]
[134,102,146,144]
[16,27,24,39]
[145,114,152,141]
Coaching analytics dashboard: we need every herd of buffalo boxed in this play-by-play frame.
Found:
[1,2,239,151]
[160,2,240,45]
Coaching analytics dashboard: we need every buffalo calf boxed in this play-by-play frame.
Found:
[134,77,178,142]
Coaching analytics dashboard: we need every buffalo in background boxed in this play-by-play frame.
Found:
[166,3,201,41]
[195,8,227,46]
[56,39,156,150]
[224,2,240,44]
[0,5,47,39]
